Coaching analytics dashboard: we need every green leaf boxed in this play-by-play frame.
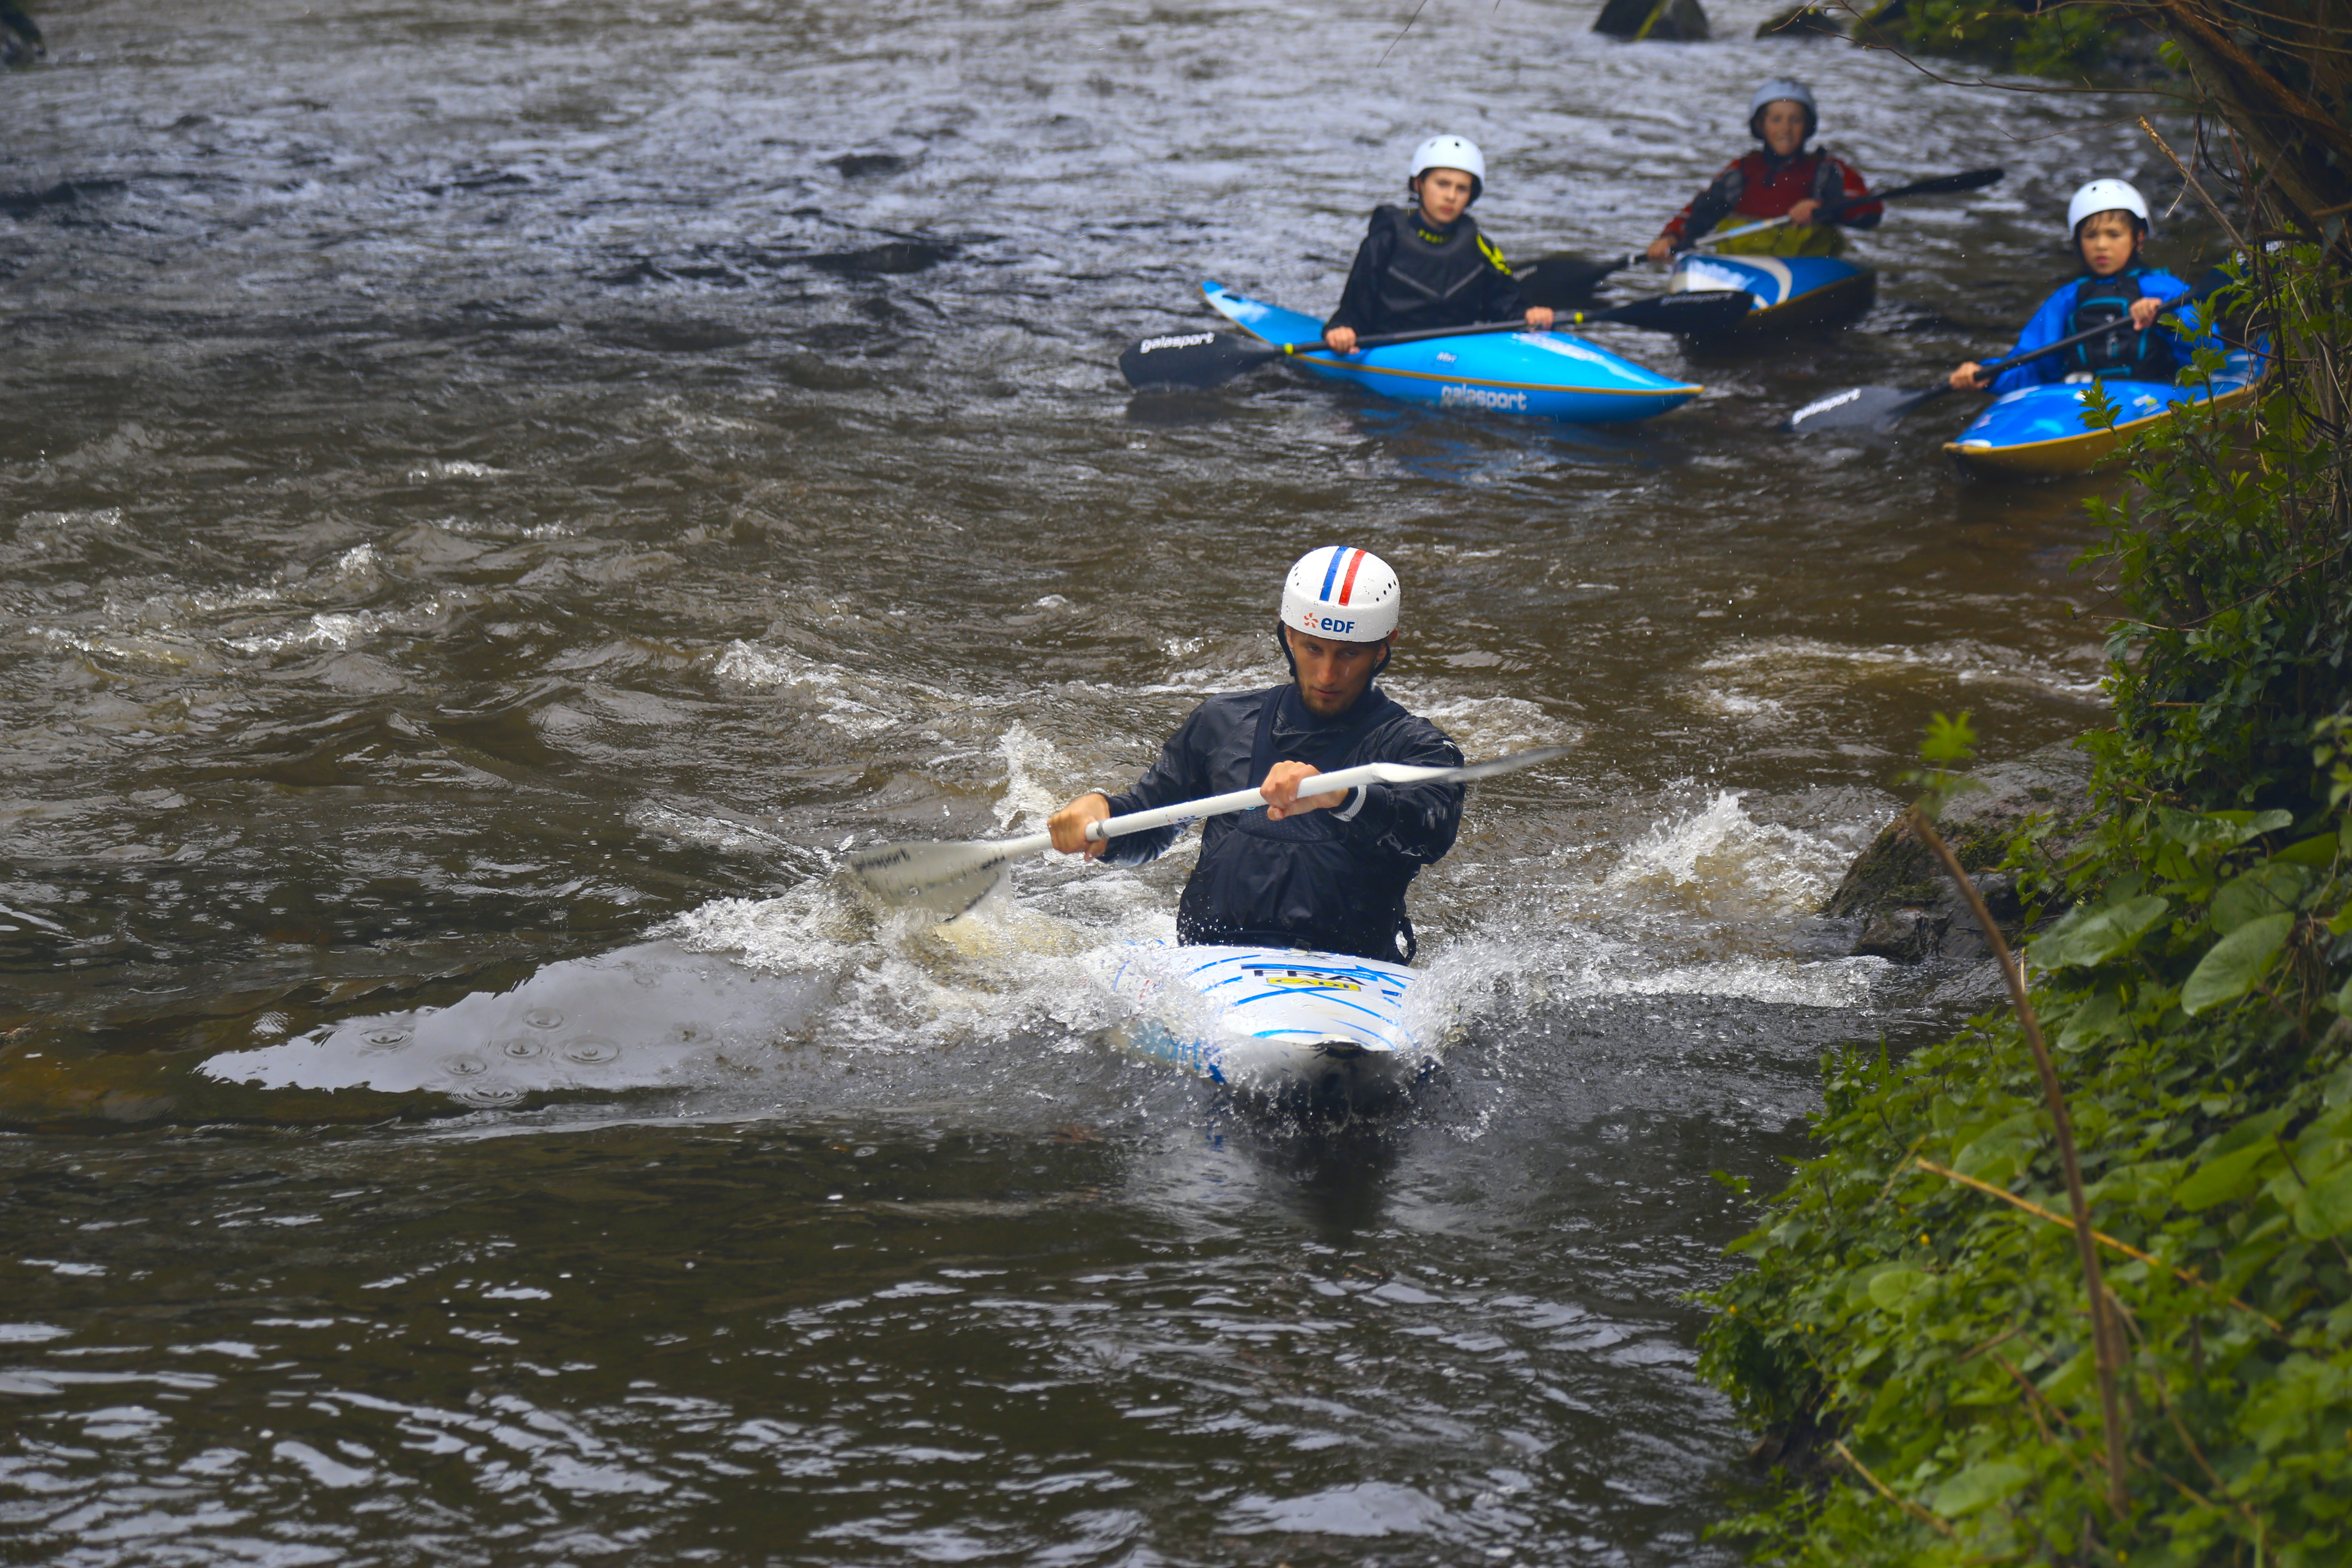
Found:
[1865,1266,1927,1311]
[2211,864,2313,932]
[1930,1459,2031,1517]
[2180,912,2295,1015]
[2027,894,2171,970]
[2291,1164,2352,1240]
[2176,1137,2281,1211]
[2272,832,2340,867]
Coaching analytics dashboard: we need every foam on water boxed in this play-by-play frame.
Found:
[196,758,1892,1111]
[1695,634,2106,701]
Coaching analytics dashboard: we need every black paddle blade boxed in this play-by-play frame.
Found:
[1119,330,1281,391]
[1785,383,1945,437]
[1898,166,2004,199]
[1512,252,1631,310]
[1592,290,1755,336]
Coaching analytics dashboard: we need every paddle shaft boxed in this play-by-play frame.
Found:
[1968,288,2200,385]
[1903,290,2202,416]
[1516,168,2002,298]
[1275,318,1534,357]
[894,760,1450,869]
[1276,293,1734,357]
[1692,169,1988,250]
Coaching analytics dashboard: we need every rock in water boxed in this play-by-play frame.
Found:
[1593,0,1710,40]
[1820,741,2094,971]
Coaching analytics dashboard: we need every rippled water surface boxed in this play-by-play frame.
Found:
[2,1,2210,1561]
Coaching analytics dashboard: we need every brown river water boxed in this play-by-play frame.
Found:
[2,1,2212,1562]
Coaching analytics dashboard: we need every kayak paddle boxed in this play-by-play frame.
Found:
[1785,272,2228,438]
[1118,292,1750,392]
[1513,166,2006,309]
[846,744,1570,916]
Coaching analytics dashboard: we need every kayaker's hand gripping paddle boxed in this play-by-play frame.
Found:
[846,745,1569,917]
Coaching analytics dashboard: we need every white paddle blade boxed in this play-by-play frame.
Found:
[844,832,1049,916]
[1355,744,1571,786]
[1786,385,1933,437]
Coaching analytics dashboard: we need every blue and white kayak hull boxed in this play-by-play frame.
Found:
[1666,253,1875,336]
[1943,353,2266,478]
[1098,943,1430,1109]
[1202,281,1699,425]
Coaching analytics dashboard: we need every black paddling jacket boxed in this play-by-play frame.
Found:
[1100,683,1464,962]
[1324,205,1528,339]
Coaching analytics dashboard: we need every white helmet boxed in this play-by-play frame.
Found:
[1282,545,1400,643]
[1409,134,1486,200]
[2066,178,2151,239]
[1748,77,1818,140]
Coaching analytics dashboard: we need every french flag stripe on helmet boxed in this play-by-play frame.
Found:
[1337,548,1367,605]
[1318,546,1363,603]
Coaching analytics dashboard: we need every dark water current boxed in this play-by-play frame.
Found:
[2,1,2222,1561]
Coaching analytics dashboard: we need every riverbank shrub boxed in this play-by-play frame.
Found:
[1695,246,2352,1561]
[1853,0,2119,79]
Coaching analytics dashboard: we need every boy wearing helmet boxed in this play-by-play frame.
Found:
[1321,135,1554,355]
[1948,179,2211,393]
[1644,78,1880,262]
[1046,547,1464,965]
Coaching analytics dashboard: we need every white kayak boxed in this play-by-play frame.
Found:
[1096,943,1432,1110]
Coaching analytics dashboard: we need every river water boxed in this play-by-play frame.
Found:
[1,1,2203,1562]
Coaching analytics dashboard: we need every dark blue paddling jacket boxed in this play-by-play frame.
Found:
[1099,683,1464,963]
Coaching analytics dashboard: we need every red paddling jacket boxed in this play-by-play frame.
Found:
[1658,150,1880,257]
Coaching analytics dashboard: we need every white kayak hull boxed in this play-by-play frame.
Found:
[1098,943,1430,1109]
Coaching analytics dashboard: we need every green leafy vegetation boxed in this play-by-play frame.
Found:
[1696,243,2352,1560]
[1856,0,2118,79]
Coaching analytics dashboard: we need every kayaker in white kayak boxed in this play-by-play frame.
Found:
[1644,78,1880,263]
[1948,179,2216,394]
[1321,136,1554,355]
[1046,547,1464,964]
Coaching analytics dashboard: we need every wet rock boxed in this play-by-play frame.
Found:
[802,240,957,276]
[1,0,43,66]
[1593,0,1710,40]
[1926,961,2011,1011]
[829,152,909,179]
[1856,906,1943,964]
[1822,741,2096,968]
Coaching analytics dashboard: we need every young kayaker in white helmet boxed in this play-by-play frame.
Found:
[1948,178,2216,394]
[1643,78,1880,263]
[1320,135,1555,355]
[1046,546,1464,964]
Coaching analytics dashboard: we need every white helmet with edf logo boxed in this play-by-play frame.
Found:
[1283,546,1400,643]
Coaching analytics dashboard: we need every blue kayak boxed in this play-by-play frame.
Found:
[1203,281,1700,425]
[1665,254,1875,337]
[1943,352,2266,478]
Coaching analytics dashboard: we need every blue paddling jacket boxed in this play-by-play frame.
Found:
[1988,266,2216,396]
[1099,682,1463,963]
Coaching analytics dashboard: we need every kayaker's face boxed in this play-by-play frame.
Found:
[1758,101,1809,158]
[1285,628,1390,717]
[1412,167,1476,227]
[2076,210,2141,277]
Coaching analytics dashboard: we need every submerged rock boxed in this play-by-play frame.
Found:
[1821,741,2095,972]
[1593,0,1710,41]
